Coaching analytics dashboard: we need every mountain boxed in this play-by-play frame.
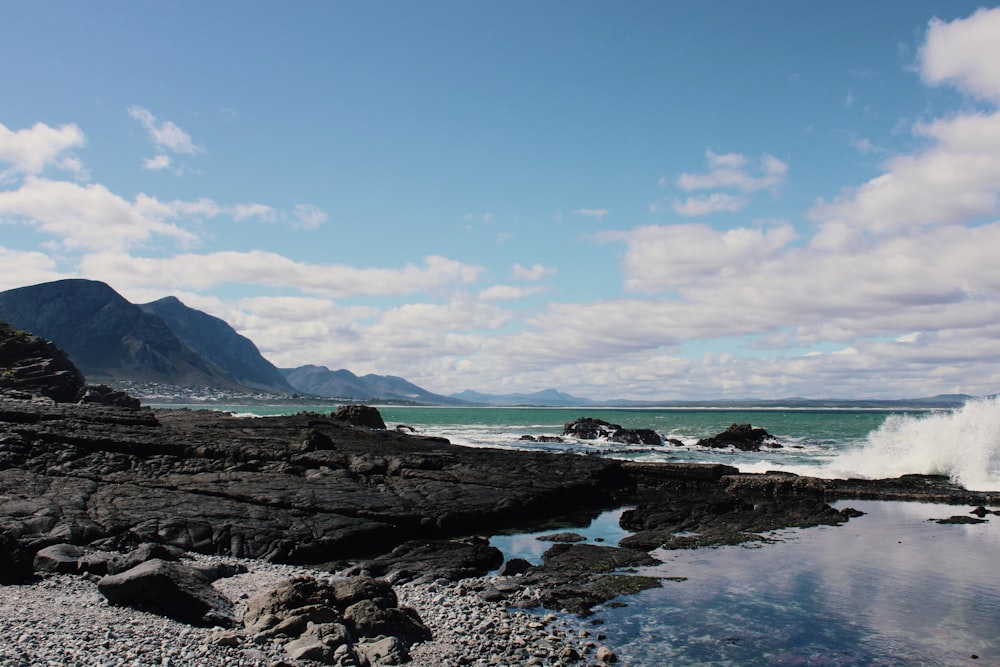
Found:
[451,388,595,406]
[0,279,241,388]
[282,365,468,405]
[140,296,293,392]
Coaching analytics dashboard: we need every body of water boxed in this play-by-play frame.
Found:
[158,397,1000,664]
[207,397,1000,491]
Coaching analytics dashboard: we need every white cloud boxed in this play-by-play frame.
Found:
[921,7,1000,103]
[512,262,556,281]
[0,177,199,250]
[231,203,277,222]
[465,212,494,224]
[572,208,608,220]
[127,106,203,155]
[292,203,327,229]
[479,285,543,300]
[142,154,172,171]
[0,121,87,180]
[809,112,1000,233]
[602,222,797,293]
[80,251,484,298]
[0,246,65,291]
[672,193,748,217]
[677,151,787,192]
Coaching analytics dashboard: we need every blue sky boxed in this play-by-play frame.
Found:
[3,1,1000,400]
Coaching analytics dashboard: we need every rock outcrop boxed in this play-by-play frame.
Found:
[695,423,781,451]
[563,417,661,446]
[0,321,86,402]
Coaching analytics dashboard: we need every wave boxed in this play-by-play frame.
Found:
[821,396,1000,491]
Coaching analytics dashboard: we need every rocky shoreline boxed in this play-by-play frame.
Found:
[3,323,999,665]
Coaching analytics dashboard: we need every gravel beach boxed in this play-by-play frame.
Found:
[0,555,619,667]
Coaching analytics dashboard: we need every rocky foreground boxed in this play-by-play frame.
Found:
[3,322,998,666]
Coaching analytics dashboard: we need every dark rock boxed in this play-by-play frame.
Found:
[499,557,532,576]
[244,575,427,665]
[79,384,141,410]
[537,532,587,543]
[97,558,238,627]
[357,635,409,666]
[935,515,988,525]
[0,320,85,402]
[0,528,32,584]
[563,417,661,446]
[33,543,119,576]
[343,598,431,643]
[342,538,504,584]
[334,404,387,430]
[540,543,659,574]
[695,423,781,451]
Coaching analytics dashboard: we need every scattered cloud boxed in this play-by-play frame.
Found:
[479,284,543,300]
[231,203,277,222]
[292,203,327,229]
[128,106,203,155]
[572,208,609,220]
[0,121,87,180]
[672,193,748,217]
[920,7,1000,104]
[0,177,200,251]
[465,212,494,224]
[142,154,172,171]
[512,262,556,281]
[80,251,484,298]
[677,151,788,193]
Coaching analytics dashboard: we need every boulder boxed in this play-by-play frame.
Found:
[334,404,386,430]
[97,558,239,627]
[244,575,429,665]
[33,543,119,576]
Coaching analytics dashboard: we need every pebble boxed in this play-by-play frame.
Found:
[0,557,619,667]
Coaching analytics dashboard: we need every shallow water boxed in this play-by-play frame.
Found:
[499,501,1000,666]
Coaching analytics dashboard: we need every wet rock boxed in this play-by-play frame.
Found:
[695,423,780,451]
[563,418,661,446]
[935,515,988,525]
[499,557,533,576]
[538,532,587,543]
[334,404,387,430]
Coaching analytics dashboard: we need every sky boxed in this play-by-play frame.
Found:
[2,2,1000,401]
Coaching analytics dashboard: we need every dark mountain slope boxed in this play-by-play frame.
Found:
[0,279,237,388]
[140,296,292,392]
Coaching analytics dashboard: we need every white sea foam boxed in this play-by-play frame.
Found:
[820,396,1000,491]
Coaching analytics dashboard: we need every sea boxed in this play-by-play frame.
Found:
[161,397,1000,665]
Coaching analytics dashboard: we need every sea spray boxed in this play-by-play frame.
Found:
[822,396,1000,490]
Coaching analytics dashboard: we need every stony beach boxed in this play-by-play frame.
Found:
[0,555,619,667]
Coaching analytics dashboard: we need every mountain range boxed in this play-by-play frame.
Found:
[0,279,978,409]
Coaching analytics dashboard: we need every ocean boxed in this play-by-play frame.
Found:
[166,397,1000,665]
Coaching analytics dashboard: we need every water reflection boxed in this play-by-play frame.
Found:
[592,500,1000,665]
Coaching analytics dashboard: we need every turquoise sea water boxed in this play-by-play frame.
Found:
[159,399,1000,665]
[205,398,1000,490]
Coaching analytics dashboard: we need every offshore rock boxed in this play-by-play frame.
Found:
[695,423,781,451]
[563,417,661,446]
[334,404,387,430]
